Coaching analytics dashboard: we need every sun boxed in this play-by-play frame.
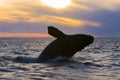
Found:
[40,0,71,9]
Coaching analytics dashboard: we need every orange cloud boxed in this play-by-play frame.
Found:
[28,15,81,26]
[0,0,101,27]
[0,32,50,37]
[28,15,100,27]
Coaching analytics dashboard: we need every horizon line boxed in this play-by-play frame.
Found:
[0,32,51,37]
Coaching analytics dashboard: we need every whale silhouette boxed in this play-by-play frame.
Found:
[37,26,94,62]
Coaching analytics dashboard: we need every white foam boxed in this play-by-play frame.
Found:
[46,56,71,62]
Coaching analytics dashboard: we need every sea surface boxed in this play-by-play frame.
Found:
[0,37,120,80]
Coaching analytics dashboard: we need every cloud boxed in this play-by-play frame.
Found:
[84,10,120,37]
[0,0,100,27]
[0,32,50,37]
[27,15,100,27]
[0,0,120,37]
[72,0,120,11]
[0,3,31,22]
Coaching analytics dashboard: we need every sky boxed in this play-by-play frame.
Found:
[0,0,120,37]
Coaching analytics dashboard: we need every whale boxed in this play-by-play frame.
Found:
[37,26,94,62]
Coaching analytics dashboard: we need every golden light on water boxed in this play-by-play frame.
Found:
[40,0,71,9]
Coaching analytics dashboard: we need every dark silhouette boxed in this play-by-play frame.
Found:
[14,26,94,63]
[37,26,94,62]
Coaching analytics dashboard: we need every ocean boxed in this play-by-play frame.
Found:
[0,37,120,80]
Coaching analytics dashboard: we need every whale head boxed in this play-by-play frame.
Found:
[67,34,94,47]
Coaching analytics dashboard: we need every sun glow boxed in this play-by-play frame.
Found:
[0,0,6,6]
[40,0,71,8]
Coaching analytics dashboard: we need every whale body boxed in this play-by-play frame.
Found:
[37,26,94,62]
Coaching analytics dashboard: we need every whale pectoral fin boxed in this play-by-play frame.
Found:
[48,26,66,38]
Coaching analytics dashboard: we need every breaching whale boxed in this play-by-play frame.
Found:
[37,26,94,62]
